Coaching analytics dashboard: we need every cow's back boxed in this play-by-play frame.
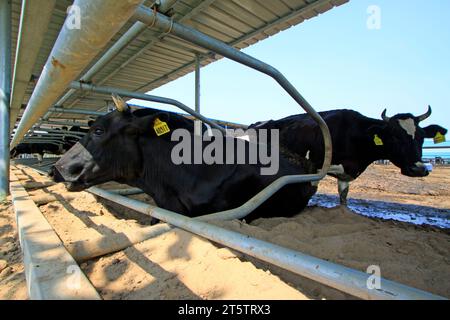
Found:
[250,109,365,169]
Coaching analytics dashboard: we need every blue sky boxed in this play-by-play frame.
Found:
[130,0,450,132]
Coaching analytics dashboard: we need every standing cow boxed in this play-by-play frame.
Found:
[249,106,447,205]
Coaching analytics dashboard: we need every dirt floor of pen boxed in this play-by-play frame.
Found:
[1,163,449,300]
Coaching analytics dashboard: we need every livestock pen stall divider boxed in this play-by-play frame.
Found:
[1,0,445,300]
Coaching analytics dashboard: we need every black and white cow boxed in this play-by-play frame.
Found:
[51,103,318,222]
[249,106,448,205]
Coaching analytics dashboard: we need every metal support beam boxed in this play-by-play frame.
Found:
[134,0,338,93]
[48,107,106,117]
[132,5,332,177]
[67,0,216,110]
[32,128,85,137]
[10,0,145,149]
[69,81,226,133]
[54,22,149,109]
[9,0,56,132]
[0,0,11,200]
[87,187,445,300]
[27,131,83,140]
[21,140,63,147]
[194,54,202,136]
[40,120,90,128]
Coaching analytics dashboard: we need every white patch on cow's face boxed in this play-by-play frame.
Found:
[306,150,310,160]
[398,118,416,139]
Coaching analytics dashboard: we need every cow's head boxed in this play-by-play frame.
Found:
[368,106,447,177]
[51,95,171,191]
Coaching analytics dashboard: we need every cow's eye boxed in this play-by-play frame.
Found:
[93,128,104,136]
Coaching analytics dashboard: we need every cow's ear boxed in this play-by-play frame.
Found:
[133,112,171,136]
[88,120,94,127]
[422,125,448,138]
[367,124,389,146]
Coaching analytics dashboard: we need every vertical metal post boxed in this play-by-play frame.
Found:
[0,0,11,200]
[194,55,202,136]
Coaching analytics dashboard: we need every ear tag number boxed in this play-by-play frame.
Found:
[434,132,446,144]
[153,118,170,136]
[374,134,384,146]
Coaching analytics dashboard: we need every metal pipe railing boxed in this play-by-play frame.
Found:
[40,120,90,128]
[88,187,445,300]
[27,132,83,141]
[0,0,11,200]
[23,136,64,143]
[69,81,226,133]
[55,23,148,108]
[47,107,106,117]
[33,128,85,137]
[109,188,144,196]
[9,0,56,132]
[21,141,62,147]
[10,0,145,150]
[132,5,332,177]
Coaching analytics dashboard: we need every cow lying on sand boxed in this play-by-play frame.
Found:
[249,106,448,205]
[51,103,318,222]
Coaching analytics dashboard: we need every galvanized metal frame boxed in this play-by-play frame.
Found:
[10,0,146,149]
[194,54,202,136]
[132,5,332,177]
[46,107,107,118]
[69,81,225,133]
[9,0,56,132]
[40,120,90,128]
[0,0,11,200]
[131,0,344,95]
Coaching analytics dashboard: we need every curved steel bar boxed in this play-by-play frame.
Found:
[69,81,226,133]
[133,5,332,177]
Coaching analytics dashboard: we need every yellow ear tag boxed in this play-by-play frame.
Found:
[153,118,170,136]
[374,134,384,146]
[434,132,446,144]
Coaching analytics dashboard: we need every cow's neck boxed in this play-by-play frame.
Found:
[128,137,177,200]
[359,118,390,162]
[335,117,389,178]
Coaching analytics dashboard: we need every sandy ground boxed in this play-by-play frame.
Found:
[0,162,449,300]
[319,164,450,209]
[0,199,27,299]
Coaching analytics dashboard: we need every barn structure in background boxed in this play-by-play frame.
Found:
[2,0,445,300]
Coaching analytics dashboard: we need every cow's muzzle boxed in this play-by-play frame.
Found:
[401,162,430,178]
[51,142,96,191]
[51,164,92,192]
